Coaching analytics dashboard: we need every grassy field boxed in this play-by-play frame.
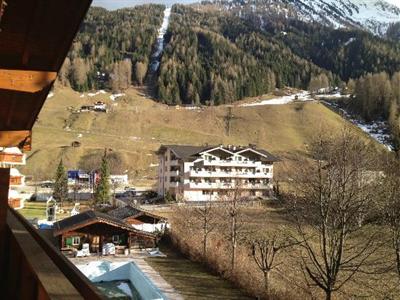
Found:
[19,202,47,219]
[21,86,382,187]
[145,244,252,300]
[19,201,91,220]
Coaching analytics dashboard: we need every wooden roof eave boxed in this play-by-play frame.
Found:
[54,217,155,239]
[0,0,93,149]
[129,211,167,222]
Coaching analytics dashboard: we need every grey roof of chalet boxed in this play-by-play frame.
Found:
[108,206,142,219]
[53,210,154,236]
[157,144,280,162]
[108,205,166,221]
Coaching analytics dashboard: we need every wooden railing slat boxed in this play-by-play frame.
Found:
[8,208,104,299]
[7,210,84,299]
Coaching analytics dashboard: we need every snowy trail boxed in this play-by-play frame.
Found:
[239,91,313,107]
[150,7,172,72]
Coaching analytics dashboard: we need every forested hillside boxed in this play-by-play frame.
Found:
[156,5,333,105]
[54,3,400,149]
[59,4,400,104]
[258,19,400,81]
[57,5,165,92]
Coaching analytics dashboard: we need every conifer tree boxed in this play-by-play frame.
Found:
[53,159,68,208]
[94,152,111,205]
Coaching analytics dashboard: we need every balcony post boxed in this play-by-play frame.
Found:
[0,168,10,289]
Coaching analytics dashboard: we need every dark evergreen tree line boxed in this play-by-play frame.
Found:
[258,18,400,82]
[58,5,165,92]
[157,5,332,105]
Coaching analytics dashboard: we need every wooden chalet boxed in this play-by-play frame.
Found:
[108,205,167,226]
[0,147,25,165]
[0,0,105,299]
[53,210,156,254]
[9,167,24,186]
[8,189,22,210]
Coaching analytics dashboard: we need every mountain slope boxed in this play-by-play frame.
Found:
[211,0,400,35]
[22,87,375,185]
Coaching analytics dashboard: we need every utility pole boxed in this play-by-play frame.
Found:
[225,107,234,136]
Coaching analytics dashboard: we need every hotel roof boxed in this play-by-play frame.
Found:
[156,144,280,162]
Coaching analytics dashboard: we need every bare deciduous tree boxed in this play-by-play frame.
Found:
[223,182,247,272]
[193,200,218,258]
[288,128,382,300]
[249,229,298,296]
[381,156,400,277]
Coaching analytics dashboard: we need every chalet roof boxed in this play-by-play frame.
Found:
[53,210,155,238]
[0,0,91,150]
[0,147,23,155]
[156,144,280,162]
[108,206,166,222]
[156,145,215,160]
[10,168,21,177]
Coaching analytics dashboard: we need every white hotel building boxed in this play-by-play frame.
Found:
[157,144,279,201]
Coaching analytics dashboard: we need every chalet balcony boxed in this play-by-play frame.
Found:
[0,153,26,165]
[0,0,101,298]
[0,204,103,299]
[9,175,24,186]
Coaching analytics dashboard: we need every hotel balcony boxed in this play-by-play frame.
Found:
[168,170,180,177]
[186,182,272,190]
[189,170,273,179]
[202,159,266,167]
[169,181,181,188]
[169,160,180,166]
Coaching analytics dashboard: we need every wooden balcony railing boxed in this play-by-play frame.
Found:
[0,169,104,299]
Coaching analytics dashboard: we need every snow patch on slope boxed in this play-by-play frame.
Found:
[240,91,313,106]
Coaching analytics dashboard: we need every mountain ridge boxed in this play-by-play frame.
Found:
[209,0,400,35]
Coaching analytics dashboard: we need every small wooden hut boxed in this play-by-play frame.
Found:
[53,210,156,255]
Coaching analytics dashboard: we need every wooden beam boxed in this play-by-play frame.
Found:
[0,69,56,93]
[0,130,31,151]
[0,168,10,291]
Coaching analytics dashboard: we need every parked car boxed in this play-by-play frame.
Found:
[40,181,54,188]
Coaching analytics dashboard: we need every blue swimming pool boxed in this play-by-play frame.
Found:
[77,261,166,300]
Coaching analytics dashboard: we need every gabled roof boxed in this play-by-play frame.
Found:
[156,145,215,160]
[156,144,280,162]
[108,206,166,222]
[0,147,23,155]
[53,210,155,238]
[236,148,280,162]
